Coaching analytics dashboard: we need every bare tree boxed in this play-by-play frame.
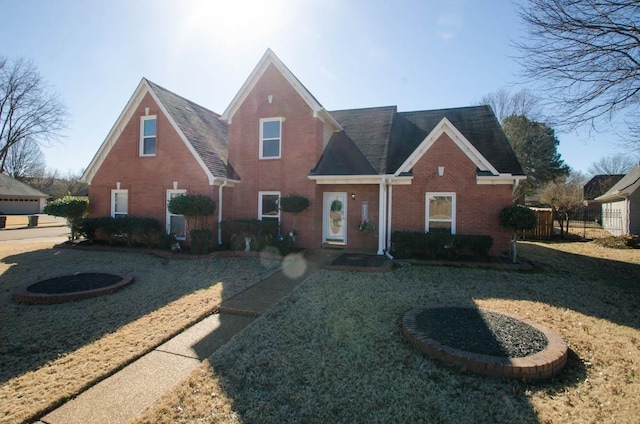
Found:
[479,88,544,123]
[588,154,638,176]
[26,168,87,199]
[515,0,640,139]
[539,171,585,237]
[0,56,67,172]
[4,138,46,179]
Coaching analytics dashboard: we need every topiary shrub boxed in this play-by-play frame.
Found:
[500,205,537,263]
[43,196,89,240]
[167,194,216,230]
[280,194,310,243]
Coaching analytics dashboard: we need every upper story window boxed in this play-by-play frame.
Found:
[425,192,456,234]
[111,189,129,218]
[140,116,157,156]
[260,118,282,159]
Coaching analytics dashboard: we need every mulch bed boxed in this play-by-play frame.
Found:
[415,306,548,357]
[28,273,123,294]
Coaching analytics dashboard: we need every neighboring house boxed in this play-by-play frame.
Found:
[0,173,49,214]
[81,49,525,255]
[583,174,625,205]
[596,165,640,236]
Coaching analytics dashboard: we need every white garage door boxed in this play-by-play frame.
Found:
[0,198,41,214]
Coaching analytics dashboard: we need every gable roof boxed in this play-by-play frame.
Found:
[584,174,625,200]
[313,105,524,177]
[145,80,237,180]
[81,79,236,185]
[0,173,48,198]
[596,166,640,202]
[221,49,341,131]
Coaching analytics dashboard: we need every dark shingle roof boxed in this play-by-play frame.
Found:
[329,106,396,173]
[315,105,523,176]
[583,174,625,200]
[311,131,376,175]
[0,173,48,197]
[388,106,524,175]
[145,79,237,179]
[596,166,640,201]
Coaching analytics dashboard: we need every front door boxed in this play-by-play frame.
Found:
[323,192,347,245]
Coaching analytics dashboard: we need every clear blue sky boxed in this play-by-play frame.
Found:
[2,0,627,176]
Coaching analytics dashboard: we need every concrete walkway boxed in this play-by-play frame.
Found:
[40,249,338,424]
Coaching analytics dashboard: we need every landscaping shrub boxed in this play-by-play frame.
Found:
[76,216,162,246]
[222,219,279,242]
[391,231,494,259]
[43,196,89,240]
[189,229,213,254]
[167,194,216,231]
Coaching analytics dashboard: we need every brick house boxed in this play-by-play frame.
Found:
[81,49,525,255]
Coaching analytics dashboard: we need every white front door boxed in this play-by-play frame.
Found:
[323,192,347,245]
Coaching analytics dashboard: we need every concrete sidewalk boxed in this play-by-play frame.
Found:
[40,249,337,424]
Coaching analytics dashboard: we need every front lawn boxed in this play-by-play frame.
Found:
[0,242,280,423]
[134,241,640,423]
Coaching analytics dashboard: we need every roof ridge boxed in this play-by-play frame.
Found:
[398,105,491,115]
[329,105,397,113]
[144,78,221,117]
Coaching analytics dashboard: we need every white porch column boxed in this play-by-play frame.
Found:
[378,177,387,255]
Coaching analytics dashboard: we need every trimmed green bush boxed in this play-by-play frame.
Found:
[222,219,278,241]
[500,205,537,262]
[43,196,89,240]
[75,216,162,246]
[167,194,216,230]
[390,231,494,259]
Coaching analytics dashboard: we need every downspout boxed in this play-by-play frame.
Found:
[386,179,394,259]
[377,177,387,255]
[218,179,228,245]
[512,178,521,198]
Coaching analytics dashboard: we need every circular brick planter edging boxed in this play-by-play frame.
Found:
[13,273,134,305]
[402,305,568,380]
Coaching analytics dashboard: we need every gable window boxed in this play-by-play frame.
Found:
[259,191,280,223]
[166,189,187,240]
[260,118,282,159]
[111,189,128,218]
[425,193,456,234]
[140,116,157,156]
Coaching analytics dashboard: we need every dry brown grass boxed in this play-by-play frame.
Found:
[0,242,280,423]
[134,241,640,424]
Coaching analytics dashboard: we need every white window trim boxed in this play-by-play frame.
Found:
[425,192,456,234]
[111,189,128,218]
[166,189,187,240]
[259,117,282,159]
[140,115,157,157]
[258,191,281,222]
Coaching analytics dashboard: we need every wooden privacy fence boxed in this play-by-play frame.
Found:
[520,207,553,240]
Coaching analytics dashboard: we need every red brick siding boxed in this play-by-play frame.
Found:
[228,64,324,248]
[391,133,513,254]
[89,92,219,234]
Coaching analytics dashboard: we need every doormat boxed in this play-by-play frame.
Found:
[325,253,393,272]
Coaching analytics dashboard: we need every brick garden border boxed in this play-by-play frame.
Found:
[403,305,568,380]
[13,273,134,305]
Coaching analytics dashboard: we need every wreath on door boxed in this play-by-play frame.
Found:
[330,200,343,235]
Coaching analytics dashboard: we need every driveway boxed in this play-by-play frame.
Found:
[0,214,69,243]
